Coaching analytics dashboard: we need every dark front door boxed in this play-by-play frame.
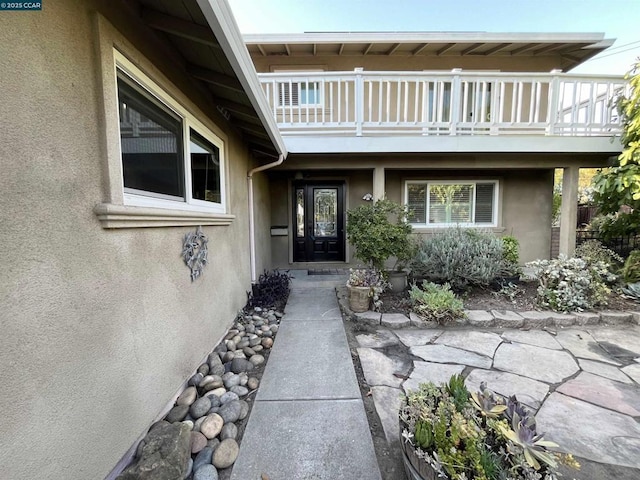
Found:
[293,182,345,262]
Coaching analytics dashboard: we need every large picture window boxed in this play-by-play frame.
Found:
[406,181,498,227]
[115,59,225,214]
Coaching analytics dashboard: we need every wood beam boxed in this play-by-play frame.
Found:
[244,134,276,149]
[212,96,257,118]
[256,44,267,56]
[284,43,291,56]
[338,43,345,55]
[483,43,512,56]
[141,8,220,48]
[510,43,539,55]
[412,43,430,55]
[387,43,401,55]
[461,43,483,55]
[187,64,243,92]
[562,53,582,63]
[313,43,317,56]
[363,43,374,55]
[436,43,456,55]
[232,119,269,137]
[532,43,570,55]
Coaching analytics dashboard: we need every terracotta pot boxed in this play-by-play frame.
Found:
[348,285,371,312]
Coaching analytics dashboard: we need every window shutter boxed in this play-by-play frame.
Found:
[279,82,299,106]
[474,183,495,223]
[407,184,426,223]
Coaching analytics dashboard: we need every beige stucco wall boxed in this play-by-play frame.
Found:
[0,1,270,479]
[251,53,566,73]
[268,159,554,268]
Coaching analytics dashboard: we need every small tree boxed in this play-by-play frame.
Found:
[592,60,640,238]
[346,198,413,271]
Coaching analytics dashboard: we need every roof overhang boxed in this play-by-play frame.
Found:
[245,32,615,71]
[136,0,286,157]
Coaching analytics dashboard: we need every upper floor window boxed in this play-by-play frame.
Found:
[406,180,498,227]
[116,62,225,214]
[278,81,321,107]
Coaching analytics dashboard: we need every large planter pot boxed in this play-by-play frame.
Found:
[387,270,408,292]
[400,419,439,480]
[348,285,371,312]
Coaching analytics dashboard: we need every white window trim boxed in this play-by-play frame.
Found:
[404,179,499,228]
[115,51,227,216]
[272,68,325,108]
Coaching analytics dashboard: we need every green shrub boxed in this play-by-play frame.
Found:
[409,281,465,324]
[412,227,503,289]
[575,240,623,272]
[527,255,616,312]
[623,250,640,283]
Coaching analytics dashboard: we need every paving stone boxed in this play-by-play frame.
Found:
[548,312,576,327]
[493,342,578,383]
[599,311,633,325]
[555,330,621,365]
[589,327,640,359]
[465,369,549,409]
[537,393,640,469]
[371,386,403,444]
[632,312,640,326]
[409,312,439,328]
[357,348,403,388]
[557,372,640,416]
[355,311,381,326]
[402,361,465,394]
[621,364,640,384]
[381,313,410,329]
[519,311,552,328]
[574,311,600,326]
[578,359,634,384]
[355,330,399,349]
[464,310,494,327]
[394,329,442,347]
[491,310,524,328]
[435,331,502,358]
[501,330,562,350]
[410,345,492,369]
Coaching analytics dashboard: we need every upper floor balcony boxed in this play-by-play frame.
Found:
[256,69,626,154]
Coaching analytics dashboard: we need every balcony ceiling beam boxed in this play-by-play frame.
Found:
[533,43,574,55]
[562,53,582,63]
[284,43,291,56]
[510,43,539,55]
[338,43,345,55]
[313,43,317,56]
[363,43,374,55]
[232,119,269,137]
[187,64,244,92]
[461,43,483,55]
[141,8,221,49]
[211,96,258,119]
[387,43,401,55]
[436,43,456,55]
[244,133,277,149]
[256,44,267,56]
[483,43,512,55]
[412,43,430,55]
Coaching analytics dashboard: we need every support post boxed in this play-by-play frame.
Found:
[373,167,385,201]
[559,166,579,257]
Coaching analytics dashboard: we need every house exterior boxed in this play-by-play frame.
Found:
[244,33,625,267]
[0,1,285,479]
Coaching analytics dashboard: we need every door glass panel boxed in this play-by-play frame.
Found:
[296,188,305,237]
[314,188,337,237]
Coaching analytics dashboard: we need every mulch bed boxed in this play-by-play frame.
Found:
[379,280,639,314]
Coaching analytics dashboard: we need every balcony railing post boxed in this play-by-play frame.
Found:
[450,68,462,135]
[547,69,561,135]
[354,68,364,136]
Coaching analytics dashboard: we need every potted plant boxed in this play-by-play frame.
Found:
[346,268,388,312]
[399,375,578,480]
[346,198,413,292]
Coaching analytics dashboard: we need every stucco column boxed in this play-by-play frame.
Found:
[559,166,579,256]
[373,167,385,200]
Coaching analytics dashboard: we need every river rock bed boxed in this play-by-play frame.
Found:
[118,307,283,480]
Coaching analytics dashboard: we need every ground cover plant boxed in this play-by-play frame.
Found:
[246,269,292,311]
[409,281,465,324]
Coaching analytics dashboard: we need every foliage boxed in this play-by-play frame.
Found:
[493,282,524,304]
[346,268,389,311]
[592,61,640,237]
[246,269,292,310]
[409,281,465,324]
[400,376,577,480]
[527,255,616,312]
[551,186,562,226]
[621,281,640,301]
[575,240,623,271]
[346,198,413,271]
[500,235,521,276]
[623,250,640,283]
[412,227,504,290]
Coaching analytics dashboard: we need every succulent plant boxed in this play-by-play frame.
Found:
[498,412,559,470]
[622,281,640,302]
[470,382,508,418]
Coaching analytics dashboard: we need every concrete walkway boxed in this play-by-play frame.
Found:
[231,272,381,480]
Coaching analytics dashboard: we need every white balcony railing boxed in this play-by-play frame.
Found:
[257,70,626,137]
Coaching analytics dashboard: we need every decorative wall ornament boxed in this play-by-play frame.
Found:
[182,226,208,281]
